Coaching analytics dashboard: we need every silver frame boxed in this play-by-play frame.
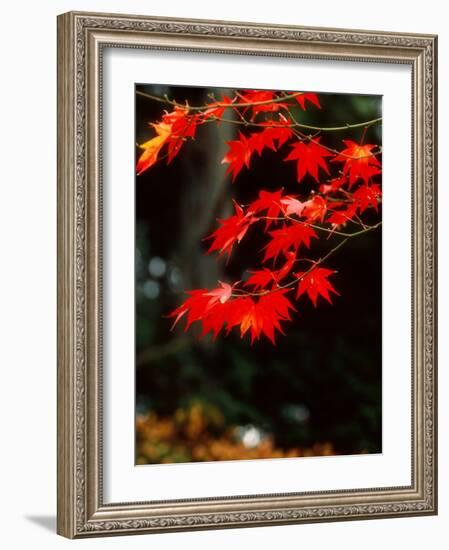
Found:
[57,11,438,538]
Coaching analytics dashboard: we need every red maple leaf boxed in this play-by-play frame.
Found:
[245,269,277,291]
[136,107,197,174]
[166,113,198,164]
[246,250,296,291]
[240,89,274,104]
[205,201,256,258]
[319,175,347,195]
[222,121,294,181]
[248,128,277,156]
[263,223,317,262]
[248,122,293,156]
[160,106,188,125]
[249,189,284,228]
[294,92,321,110]
[201,282,235,337]
[170,286,295,344]
[332,140,381,186]
[200,306,229,339]
[280,196,305,218]
[204,281,233,305]
[326,202,358,227]
[240,90,289,118]
[221,132,253,181]
[284,138,334,183]
[251,290,295,343]
[169,289,217,331]
[257,118,293,148]
[202,95,234,122]
[168,286,230,339]
[353,184,382,213]
[226,290,295,344]
[136,121,172,175]
[302,195,327,223]
[276,250,297,280]
[296,267,339,306]
[170,281,233,328]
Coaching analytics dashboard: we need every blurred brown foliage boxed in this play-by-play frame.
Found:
[136,402,335,464]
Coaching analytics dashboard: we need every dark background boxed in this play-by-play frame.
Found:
[135,84,382,463]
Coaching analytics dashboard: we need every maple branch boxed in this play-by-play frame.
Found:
[136,89,303,111]
[207,114,382,160]
[325,206,367,228]
[218,114,381,135]
[231,219,381,299]
[140,86,384,344]
[232,237,350,298]
[136,90,382,133]
[292,236,348,283]
[289,117,382,132]
[204,114,382,134]
[337,221,382,237]
[294,129,382,159]
[258,216,382,238]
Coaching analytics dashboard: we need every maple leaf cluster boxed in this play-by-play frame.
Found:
[137,89,382,344]
[170,283,295,345]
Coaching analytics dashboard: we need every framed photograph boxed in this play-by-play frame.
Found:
[57,11,438,538]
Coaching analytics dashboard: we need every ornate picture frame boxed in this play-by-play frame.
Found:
[57,11,437,538]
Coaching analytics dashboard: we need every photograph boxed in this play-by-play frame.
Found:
[55,10,437,538]
[134,84,383,465]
